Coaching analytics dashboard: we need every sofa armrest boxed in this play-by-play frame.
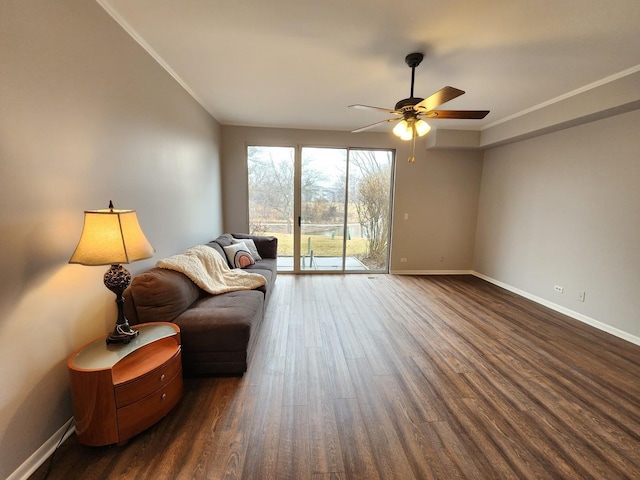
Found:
[231,233,278,259]
[123,287,140,325]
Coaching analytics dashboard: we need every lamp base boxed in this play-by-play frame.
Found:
[106,323,139,345]
[103,264,139,345]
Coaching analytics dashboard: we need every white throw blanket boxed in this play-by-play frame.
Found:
[157,245,266,295]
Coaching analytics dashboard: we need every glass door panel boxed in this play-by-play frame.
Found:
[299,147,347,271]
[247,146,295,271]
[346,149,394,272]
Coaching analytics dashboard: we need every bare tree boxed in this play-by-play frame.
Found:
[247,146,330,233]
[248,147,294,233]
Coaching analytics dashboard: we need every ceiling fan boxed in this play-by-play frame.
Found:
[349,52,489,161]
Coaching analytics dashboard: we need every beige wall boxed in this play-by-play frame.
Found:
[221,125,483,272]
[474,109,640,339]
[392,148,483,272]
[1,1,222,477]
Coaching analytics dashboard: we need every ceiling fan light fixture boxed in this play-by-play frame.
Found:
[393,119,410,138]
[400,129,414,141]
[415,119,431,137]
[393,117,431,141]
[394,119,417,141]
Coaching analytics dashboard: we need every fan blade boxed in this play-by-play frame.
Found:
[423,110,490,119]
[349,104,400,115]
[413,86,465,112]
[351,117,400,133]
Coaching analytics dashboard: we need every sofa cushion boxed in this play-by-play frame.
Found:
[127,268,201,324]
[214,233,234,248]
[209,234,235,268]
[242,265,272,284]
[175,290,264,353]
[205,241,226,260]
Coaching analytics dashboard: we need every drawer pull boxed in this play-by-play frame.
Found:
[161,393,167,400]
[160,374,165,382]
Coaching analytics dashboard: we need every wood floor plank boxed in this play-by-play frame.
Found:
[523,406,622,479]
[303,300,324,348]
[355,327,397,376]
[32,274,640,480]
[164,379,245,479]
[283,324,308,406]
[540,359,640,440]
[307,347,345,475]
[388,356,445,424]
[264,302,291,358]
[311,472,348,480]
[239,356,285,479]
[333,398,381,480]
[328,304,366,360]
[319,321,357,400]
[461,367,537,413]
[346,358,418,480]
[206,383,260,480]
[277,405,312,479]
[427,418,486,478]
[374,373,441,479]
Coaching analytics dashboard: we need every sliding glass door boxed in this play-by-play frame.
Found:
[248,145,394,273]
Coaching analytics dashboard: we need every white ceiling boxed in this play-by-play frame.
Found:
[99,0,640,134]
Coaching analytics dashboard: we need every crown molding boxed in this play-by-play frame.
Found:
[96,0,209,112]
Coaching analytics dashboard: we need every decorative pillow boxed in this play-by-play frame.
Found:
[232,237,262,261]
[223,242,255,268]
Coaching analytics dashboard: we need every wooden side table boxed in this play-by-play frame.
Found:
[67,322,182,446]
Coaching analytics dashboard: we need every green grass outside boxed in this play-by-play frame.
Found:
[266,232,368,257]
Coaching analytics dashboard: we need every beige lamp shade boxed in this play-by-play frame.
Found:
[69,207,155,266]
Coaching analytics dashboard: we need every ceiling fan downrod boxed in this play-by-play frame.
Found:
[405,52,424,99]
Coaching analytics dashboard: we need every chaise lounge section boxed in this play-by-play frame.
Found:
[124,234,277,375]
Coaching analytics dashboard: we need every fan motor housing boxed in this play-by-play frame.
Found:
[395,97,424,112]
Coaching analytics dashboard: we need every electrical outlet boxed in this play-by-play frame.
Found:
[554,285,564,293]
[400,257,407,263]
[439,256,444,262]
[404,213,409,220]
[578,290,586,302]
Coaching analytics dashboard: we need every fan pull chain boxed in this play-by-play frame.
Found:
[408,125,417,163]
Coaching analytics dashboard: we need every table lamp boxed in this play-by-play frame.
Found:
[69,201,155,344]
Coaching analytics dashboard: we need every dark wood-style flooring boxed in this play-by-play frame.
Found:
[32,274,640,479]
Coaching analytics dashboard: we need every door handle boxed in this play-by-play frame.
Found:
[298,216,301,227]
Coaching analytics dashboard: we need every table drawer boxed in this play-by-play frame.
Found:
[116,371,183,442]
[115,350,181,407]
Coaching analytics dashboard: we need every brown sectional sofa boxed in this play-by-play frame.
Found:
[123,234,277,375]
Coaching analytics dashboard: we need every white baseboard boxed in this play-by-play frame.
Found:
[472,271,640,347]
[8,418,75,480]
